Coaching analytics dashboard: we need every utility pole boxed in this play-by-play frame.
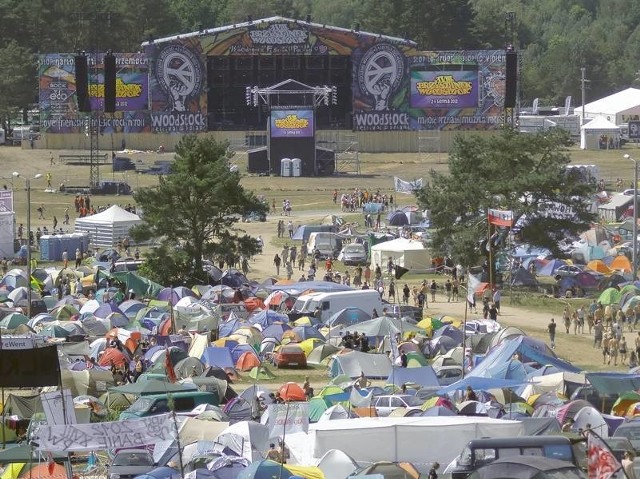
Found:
[580,67,590,124]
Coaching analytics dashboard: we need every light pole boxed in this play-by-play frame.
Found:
[625,154,638,280]
[13,172,42,318]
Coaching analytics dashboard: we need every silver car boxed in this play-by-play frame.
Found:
[108,449,155,479]
[339,243,368,265]
[373,394,423,416]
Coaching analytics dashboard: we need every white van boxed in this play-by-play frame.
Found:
[307,232,342,259]
[291,289,383,323]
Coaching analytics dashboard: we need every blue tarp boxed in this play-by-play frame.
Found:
[437,376,525,395]
[483,359,533,381]
[537,259,567,277]
[248,310,289,328]
[467,336,580,380]
[386,366,439,388]
[585,372,640,395]
[219,317,244,338]
[201,347,235,369]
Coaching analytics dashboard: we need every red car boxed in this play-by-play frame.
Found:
[273,344,307,368]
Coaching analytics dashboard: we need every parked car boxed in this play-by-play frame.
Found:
[554,264,584,278]
[273,344,307,368]
[338,243,368,265]
[107,449,155,479]
[373,394,423,417]
[434,365,464,386]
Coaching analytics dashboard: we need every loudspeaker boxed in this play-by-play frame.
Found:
[104,54,116,113]
[505,51,517,108]
[74,55,90,112]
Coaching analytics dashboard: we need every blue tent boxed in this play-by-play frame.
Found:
[483,359,532,381]
[132,467,181,479]
[230,344,259,364]
[248,310,288,328]
[386,210,408,226]
[433,324,463,344]
[585,372,640,395]
[261,323,292,340]
[219,317,244,337]
[467,335,579,381]
[201,347,235,369]
[386,366,439,388]
[537,259,567,277]
[238,460,293,479]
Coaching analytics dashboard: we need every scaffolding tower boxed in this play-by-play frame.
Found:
[334,134,361,175]
[417,129,442,162]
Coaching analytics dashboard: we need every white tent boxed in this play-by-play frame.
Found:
[370,237,430,271]
[0,211,15,258]
[577,87,640,125]
[580,116,621,150]
[74,205,141,248]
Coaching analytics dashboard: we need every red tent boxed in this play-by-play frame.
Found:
[98,347,129,367]
[236,351,261,371]
[278,382,306,401]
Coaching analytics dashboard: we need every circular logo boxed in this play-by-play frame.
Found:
[358,44,405,110]
[155,45,203,111]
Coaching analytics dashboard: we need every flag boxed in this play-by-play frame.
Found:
[587,431,622,479]
[395,265,409,279]
[394,176,423,193]
[467,273,481,304]
[488,208,514,227]
[164,347,177,383]
[47,453,55,475]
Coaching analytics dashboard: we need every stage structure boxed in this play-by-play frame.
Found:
[245,79,337,176]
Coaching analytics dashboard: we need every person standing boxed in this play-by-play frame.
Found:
[388,280,395,302]
[62,249,69,269]
[428,462,439,479]
[547,318,557,349]
[452,278,459,301]
[273,254,282,276]
[287,220,294,238]
[402,284,410,304]
[622,450,637,479]
[445,279,452,303]
[75,248,82,268]
[492,287,501,313]
[430,279,437,303]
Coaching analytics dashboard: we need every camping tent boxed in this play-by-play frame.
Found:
[74,205,142,248]
[329,351,392,379]
[370,238,430,271]
[580,116,622,150]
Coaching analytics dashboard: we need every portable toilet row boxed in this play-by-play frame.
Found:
[280,158,302,177]
[40,233,90,261]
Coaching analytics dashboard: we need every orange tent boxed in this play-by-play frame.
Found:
[98,347,129,367]
[19,463,67,479]
[586,260,612,274]
[244,297,265,312]
[611,255,632,273]
[278,382,306,401]
[236,351,261,371]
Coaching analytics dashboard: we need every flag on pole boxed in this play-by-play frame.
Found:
[164,347,177,383]
[488,208,514,227]
[467,273,481,304]
[395,265,409,279]
[587,431,622,479]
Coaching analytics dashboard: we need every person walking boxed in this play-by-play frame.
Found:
[547,318,557,349]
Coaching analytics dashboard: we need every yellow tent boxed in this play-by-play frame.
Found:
[285,465,325,479]
[1,464,24,479]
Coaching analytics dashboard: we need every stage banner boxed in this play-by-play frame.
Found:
[394,176,423,193]
[36,413,176,452]
[270,110,314,138]
[0,345,60,387]
[267,403,309,438]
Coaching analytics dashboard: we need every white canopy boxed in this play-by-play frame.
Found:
[74,205,141,248]
[370,237,430,271]
[580,117,621,150]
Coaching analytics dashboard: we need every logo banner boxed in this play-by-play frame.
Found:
[267,403,309,438]
[270,110,314,138]
[488,208,514,227]
[394,177,423,194]
[36,413,176,452]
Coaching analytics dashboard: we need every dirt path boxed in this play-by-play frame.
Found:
[241,211,632,373]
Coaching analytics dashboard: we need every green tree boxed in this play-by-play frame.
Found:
[0,41,36,129]
[131,135,267,286]
[415,128,595,268]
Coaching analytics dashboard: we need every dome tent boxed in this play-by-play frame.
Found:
[74,205,142,248]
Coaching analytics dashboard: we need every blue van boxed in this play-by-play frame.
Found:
[119,391,218,420]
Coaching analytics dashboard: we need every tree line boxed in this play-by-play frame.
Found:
[1,0,639,127]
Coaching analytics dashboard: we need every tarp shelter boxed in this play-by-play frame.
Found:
[580,116,621,150]
[74,205,142,248]
[311,416,523,467]
[370,238,430,272]
[597,194,633,223]
[329,351,392,379]
[386,366,439,388]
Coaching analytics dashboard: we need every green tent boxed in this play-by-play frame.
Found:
[101,271,164,299]
[40,324,72,338]
[598,287,622,305]
[248,366,275,380]
[406,352,428,367]
[0,312,29,329]
[308,396,331,422]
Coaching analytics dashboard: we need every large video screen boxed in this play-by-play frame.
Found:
[270,110,314,138]
[410,70,479,109]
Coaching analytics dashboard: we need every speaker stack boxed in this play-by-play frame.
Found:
[505,51,518,108]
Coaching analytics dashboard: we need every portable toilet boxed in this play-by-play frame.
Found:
[40,235,50,261]
[280,158,292,177]
[291,158,302,177]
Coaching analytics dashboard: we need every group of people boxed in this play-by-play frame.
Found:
[276,220,295,239]
[339,330,370,352]
[332,188,394,212]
